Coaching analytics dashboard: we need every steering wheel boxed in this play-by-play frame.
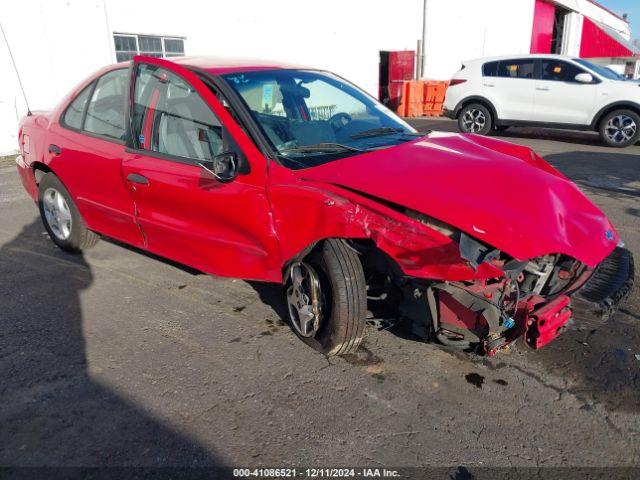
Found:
[328,112,352,131]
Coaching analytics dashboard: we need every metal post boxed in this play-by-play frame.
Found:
[416,39,423,79]
[420,0,428,79]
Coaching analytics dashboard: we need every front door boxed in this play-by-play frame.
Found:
[121,57,282,282]
[532,58,597,125]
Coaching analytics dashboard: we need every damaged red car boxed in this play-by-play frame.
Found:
[16,56,634,356]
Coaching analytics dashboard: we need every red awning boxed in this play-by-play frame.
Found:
[580,17,639,58]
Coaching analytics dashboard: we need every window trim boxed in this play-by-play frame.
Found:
[59,67,129,146]
[127,62,229,167]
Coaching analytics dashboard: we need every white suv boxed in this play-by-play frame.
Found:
[443,54,640,148]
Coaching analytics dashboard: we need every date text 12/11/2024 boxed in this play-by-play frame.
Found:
[233,468,401,478]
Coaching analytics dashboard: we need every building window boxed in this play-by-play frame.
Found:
[113,34,185,63]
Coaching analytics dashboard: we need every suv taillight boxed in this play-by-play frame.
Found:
[449,79,467,86]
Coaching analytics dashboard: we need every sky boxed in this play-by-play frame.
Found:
[601,0,640,40]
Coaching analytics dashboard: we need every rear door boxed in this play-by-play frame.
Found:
[532,58,597,125]
[121,57,282,281]
[483,58,536,121]
[48,67,143,246]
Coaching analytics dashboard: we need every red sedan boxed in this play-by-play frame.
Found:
[15,56,633,356]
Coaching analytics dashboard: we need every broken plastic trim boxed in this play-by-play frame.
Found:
[459,233,500,270]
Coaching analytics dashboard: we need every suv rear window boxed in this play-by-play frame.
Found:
[497,60,535,79]
[482,61,499,77]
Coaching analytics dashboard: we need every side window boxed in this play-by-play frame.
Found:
[541,60,586,82]
[62,84,93,130]
[84,69,128,140]
[482,61,499,77]
[133,64,224,161]
[497,60,535,79]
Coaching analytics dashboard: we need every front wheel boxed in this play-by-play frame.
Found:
[598,109,640,148]
[285,239,367,356]
[38,173,100,253]
[458,103,493,135]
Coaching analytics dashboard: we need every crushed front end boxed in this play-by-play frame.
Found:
[404,242,634,356]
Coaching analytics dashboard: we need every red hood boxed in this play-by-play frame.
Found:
[298,132,617,267]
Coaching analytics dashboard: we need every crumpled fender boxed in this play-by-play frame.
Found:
[268,178,503,282]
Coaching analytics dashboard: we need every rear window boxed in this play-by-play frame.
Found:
[62,84,93,130]
[482,61,499,77]
[497,59,535,79]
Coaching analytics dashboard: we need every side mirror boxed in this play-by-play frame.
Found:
[575,73,594,84]
[198,151,238,182]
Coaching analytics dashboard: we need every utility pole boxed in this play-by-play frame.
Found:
[420,0,428,79]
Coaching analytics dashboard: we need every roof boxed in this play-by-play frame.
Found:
[582,19,640,58]
[585,0,628,23]
[169,55,308,74]
[463,53,581,64]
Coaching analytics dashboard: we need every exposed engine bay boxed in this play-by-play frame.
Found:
[352,218,633,356]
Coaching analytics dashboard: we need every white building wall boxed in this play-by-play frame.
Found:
[421,0,536,80]
[0,0,422,154]
[0,0,113,154]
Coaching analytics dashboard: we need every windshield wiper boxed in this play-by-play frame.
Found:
[350,127,423,139]
[279,143,364,154]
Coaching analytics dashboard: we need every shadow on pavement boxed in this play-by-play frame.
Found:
[545,151,640,198]
[497,127,603,147]
[0,220,218,467]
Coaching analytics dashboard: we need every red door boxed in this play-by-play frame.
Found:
[47,67,143,247]
[121,57,282,282]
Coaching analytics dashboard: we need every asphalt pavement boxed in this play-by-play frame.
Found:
[1,120,639,473]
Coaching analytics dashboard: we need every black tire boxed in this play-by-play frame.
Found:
[458,103,493,135]
[38,173,99,253]
[285,239,367,356]
[598,109,640,148]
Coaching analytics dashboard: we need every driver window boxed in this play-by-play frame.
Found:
[540,60,584,82]
[133,64,224,161]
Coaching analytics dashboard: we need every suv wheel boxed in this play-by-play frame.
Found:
[458,103,493,135]
[285,239,366,356]
[599,109,640,148]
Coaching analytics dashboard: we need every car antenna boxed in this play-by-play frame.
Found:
[0,21,32,116]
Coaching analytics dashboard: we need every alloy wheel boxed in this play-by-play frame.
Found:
[461,109,487,133]
[605,115,637,144]
[42,187,72,240]
[286,262,323,338]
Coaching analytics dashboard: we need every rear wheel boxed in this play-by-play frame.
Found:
[38,173,99,253]
[458,103,493,135]
[285,239,367,356]
[598,109,640,148]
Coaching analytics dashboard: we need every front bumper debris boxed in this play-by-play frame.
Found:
[525,295,572,349]
[573,247,635,321]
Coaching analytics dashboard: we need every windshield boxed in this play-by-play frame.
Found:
[221,69,421,169]
[573,58,622,81]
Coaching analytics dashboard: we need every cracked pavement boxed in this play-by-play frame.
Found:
[0,121,639,469]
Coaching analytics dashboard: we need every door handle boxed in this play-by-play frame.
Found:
[126,173,149,185]
[48,144,62,155]
[483,83,495,87]
[536,87,550,91]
